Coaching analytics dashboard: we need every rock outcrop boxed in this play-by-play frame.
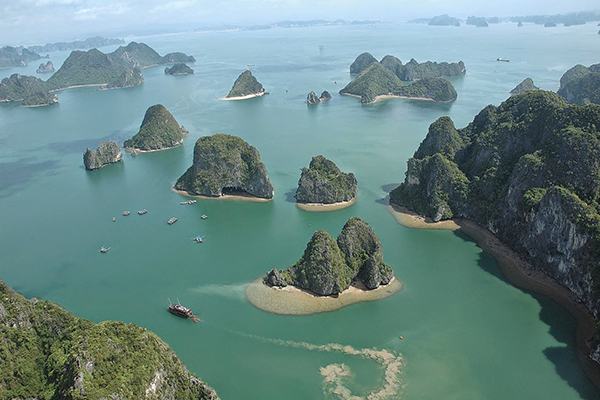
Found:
[226,70,265,98]
[175,133,274,199]
[510,78,539,95]
[36,60,55,73]
[124,104,187,151]
[264,218,394,295]
[320,91,332,101]
[557,63,600,105]
[389,90,600,361]
[83,141,123,170]
[307,91,320,104]
[0,73,57,106]
[295,155,357,204]
[0,279,219,399]
[165,63,194,75]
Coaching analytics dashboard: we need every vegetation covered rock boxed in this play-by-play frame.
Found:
[110,42,195,68]
[226,70,265,98]
[175,133,274,199]
[510,78,539,95]
[83,141,123,170]
[0,279,219,400]
[36,61,55,73]
[428,14,461,26]
[165,63,194,75]
[124,104,187,151]
[389,90,600,360]
[46,48,143,90]
[350,52,377,74]
[0,73,57,107]
[466,16,489,27]
[295,155,357,204]
[340,62,457,103]
[0,46,41,68]
[264,218,394,295]
[557,63,600,105]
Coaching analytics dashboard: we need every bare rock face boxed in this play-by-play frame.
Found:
[36,60,55,73]
[175,133,274,199]
[263,268,288,287]
[320,91,331,101]
[83,141,122,170]
[307,91,320,104]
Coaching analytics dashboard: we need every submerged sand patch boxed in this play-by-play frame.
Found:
[387,204,459,230]
[246,277,403,315]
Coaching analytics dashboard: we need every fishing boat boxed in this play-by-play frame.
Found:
[201,214,208,220]
[122,211,130,216]
[167,217,177,225]
[138,209,147,215]
[193,236,203,243]
[100,246,110,253]
[112,217,116,222]
[496,57,510,62]
[168,298,196,321]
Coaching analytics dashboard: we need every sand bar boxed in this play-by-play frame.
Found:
[296,198,356,212]
[172,187,272,202]
[246,277,403,315]
[388,203,600,389]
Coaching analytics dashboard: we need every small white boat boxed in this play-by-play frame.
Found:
[192,236,203,243]
[123,211,130,216]
[201,214,208,220]
[112,217,116,222]
[100,246,110,253]
[138,209,147,215]
[167,217,178,225]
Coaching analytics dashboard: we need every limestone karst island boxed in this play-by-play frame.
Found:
[247,217,402,314]
[174,133,274,199]
[224,70,267,99]
[123,104,188,152]
[295,155,357,211]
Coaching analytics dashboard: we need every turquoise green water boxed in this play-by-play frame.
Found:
[2,22,600,399]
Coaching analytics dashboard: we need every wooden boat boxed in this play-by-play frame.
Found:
[201,214,208,220]
[100,246,110,253]
[168,299,194,319]
[138,209,147,215]
[167,217,178,225]
[123,211,130,216]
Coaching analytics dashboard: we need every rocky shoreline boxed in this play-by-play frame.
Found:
[388,204,600,390]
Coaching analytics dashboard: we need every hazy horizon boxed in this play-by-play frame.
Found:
[3,0,600,46]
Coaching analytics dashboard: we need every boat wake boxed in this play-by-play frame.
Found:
[189,283,249,301]
[239,333,405,399]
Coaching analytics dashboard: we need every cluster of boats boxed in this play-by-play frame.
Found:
[180,199,197,205]
[138,209,148,215]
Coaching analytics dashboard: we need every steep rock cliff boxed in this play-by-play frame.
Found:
[83,142,123,170]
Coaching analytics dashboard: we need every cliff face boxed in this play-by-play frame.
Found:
[295,155,357,204]
[124,104,186,151]
[83,142,123,170]
[390,90,600,360]
[264,218,394,295]
[557,64,600,105]
[175,133,274,199]
[0,279,219,400]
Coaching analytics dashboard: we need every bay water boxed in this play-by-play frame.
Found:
[1,22,600,399]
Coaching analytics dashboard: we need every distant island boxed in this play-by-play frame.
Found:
[306,90,331,104]
[428,14,461,26]
[510,78,539,95]
[0,73,57,107]
[174,133,274,200]
[466,16,489,27]
[248,217,401,315]
[26,36,125,54]
[36,60,55,73]
[0,279,219,399]
[557,63,600,105]
[388,90,600,364]
[165,62,194,75]
[225,70,266,99]
[295,155,357,210]
[124,104,188,152]
[242,19,380,31]
[83,142,123,170]
[111,41,195,69]
[340,62,458,103]
[0,46,42,68]
[349,52,465,80]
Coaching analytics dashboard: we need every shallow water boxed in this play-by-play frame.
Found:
[1,22,600,399]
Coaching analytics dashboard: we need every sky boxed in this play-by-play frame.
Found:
[2,0,599,45]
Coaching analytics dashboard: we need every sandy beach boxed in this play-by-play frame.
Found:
[340,92,443,103]
[388,203,600,388]
[246,276,403,315]
[296,197,356,212]
[222,92,266,101]
[172,187,272,202]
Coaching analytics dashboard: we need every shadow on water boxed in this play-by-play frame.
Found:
[0,158,60,198]
[375,183,400,205]
[454,228,600,398]
[284,189,296,203]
